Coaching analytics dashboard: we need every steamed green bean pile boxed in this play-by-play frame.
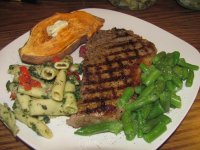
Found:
[75,51,199,143]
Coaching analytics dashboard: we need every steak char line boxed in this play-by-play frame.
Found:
[67,28,157,128]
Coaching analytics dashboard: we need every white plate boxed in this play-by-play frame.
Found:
[0,8,200,150]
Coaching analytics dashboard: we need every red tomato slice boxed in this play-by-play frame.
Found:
[30,79,41,87]
[18,66,41,90]
[20,66,29,76]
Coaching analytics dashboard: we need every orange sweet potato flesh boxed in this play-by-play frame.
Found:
[19,11,104,64]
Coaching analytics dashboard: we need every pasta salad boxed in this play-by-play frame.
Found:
[0,55,82,138]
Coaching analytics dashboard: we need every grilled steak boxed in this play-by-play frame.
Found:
[67,28,157,128]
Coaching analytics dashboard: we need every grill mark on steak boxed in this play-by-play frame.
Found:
[81,81,132,102]
[78,99,119,112]
[84,55,138,68]
[83,65,135,86]
[67,28,157,128]
[108,48,136,56]
[84,44,153,67]
[82,104,116,115]
[82,95,116,104]
[105,39,136,49]
[81,76,132,93]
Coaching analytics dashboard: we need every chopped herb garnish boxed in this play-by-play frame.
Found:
[6,81,11,92]
[12,102,17,110]
[43,116,50,124]
[9,65,15,70]
[30,122,40,135]
[28,66,41,79]
[41,95,48,99]
[41,105,47,110]
[68,75,80,85]
[6,81,18,92]
[75,85,81,100]
[62,98,66,104]
[77,62,83,74]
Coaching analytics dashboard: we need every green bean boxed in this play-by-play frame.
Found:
[154,79,165,95]
[117,87,134,109]
[132,119,138,138]
[134,85,144,94]
[178,58,199,70]
[140,63,149,73]
[159,92,171,112]
[182,67,189,80]
[74,121,123,136]
[160,114,172,125]
[152,51,166,65]
[147,101,165,120]
[142,114,170,134]
[143,122,167,143]
[165,53,176,66]
[160,51,180,66]
[126,94,159,112]
[141,71,149,83]
[139,104,152,120]
[142,68,161,86]
[137,111,144,138]
[186,69,194,87]
[171,51,180,65]
[173,65,189,80]
[122,111,137,140]
[166,80,179,92]
[160,66,173,81]
[138,84,155,99]
[142,116,161,134]
[172,74,183,89]
[131,112,137,121]
[157,75,165,81]
[170,94,181,108]
[173,65,184,79]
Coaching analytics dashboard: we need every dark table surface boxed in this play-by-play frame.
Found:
[0,0,200,149]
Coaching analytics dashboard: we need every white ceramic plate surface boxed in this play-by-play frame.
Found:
[0,8,200,150]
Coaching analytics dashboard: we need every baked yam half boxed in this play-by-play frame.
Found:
[19,11,104,64]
